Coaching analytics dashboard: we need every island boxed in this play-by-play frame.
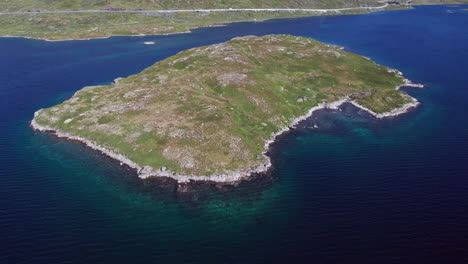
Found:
[31,35,422,183]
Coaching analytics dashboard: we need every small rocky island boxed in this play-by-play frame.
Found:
[32,35,421,183]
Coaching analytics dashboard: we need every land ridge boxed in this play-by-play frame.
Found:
[0,4,390,15]
[0,1,407,41]
[2,0,464,12]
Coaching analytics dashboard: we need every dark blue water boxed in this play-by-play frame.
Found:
[1,5,467,264]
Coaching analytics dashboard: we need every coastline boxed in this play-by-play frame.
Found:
[0,4,399,42]
[31,77,423,184]
[0,29,193,42]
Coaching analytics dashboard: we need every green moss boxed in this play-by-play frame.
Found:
[97,115,115,124]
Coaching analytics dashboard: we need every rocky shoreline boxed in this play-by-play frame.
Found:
[31,76,423,185]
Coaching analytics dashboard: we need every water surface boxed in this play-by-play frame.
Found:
[0,5,467,263]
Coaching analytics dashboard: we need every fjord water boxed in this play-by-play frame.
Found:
[1,5,467,263]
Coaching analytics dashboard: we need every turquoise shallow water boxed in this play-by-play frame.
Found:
[0,5,467,263]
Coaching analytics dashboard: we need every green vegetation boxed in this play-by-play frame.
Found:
[0,11,368,40]
[0,0,413,41]
[10,0,465,12]
[1,0,464,41]
[33,35,409,177]
[0,0,387,12]
[0,7,405,41]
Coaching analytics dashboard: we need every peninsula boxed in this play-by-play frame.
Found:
[31,35,422,183]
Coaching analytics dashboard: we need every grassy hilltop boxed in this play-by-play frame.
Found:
[33,35,411,177]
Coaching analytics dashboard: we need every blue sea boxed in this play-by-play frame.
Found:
[0,5,467,264]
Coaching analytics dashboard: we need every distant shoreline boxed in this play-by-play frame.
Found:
[0,4,397,42]
[0,30,193,42]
